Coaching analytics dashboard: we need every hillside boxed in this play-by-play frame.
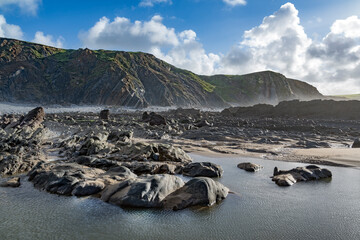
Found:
[0,38,322,108]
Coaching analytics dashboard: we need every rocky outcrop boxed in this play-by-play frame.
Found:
[0,107,46,176]
[222,100,360,120]
[99,110,110,120]
[237,162,263,172]
[28,162,137,196]
[0,177,20,187]
[272,165,332,186]
[351,138,360,148]
[162,177,229,210]
[142,112,167,126]
[101,174,184,208]
[182,162,223,178]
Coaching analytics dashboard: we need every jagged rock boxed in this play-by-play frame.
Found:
[0,155,39,176]
[28,162,105,196]
[237,162,263,172]
[0,177,20,187]
[111,142,192,163]
[195,120,213,128]
[107,130,133,142]
[351,138,360,148]
[104,166,137,179]
[162,177,229,210]
[18,107,45,129]
[272,165,332,186]
[121,162,179,175]
[101,174,184,208]
[75,156,121,170]
[72,180,105,197]
[142,112,166,126]
[78,134,110,156]
[99,110,110,120]
[272,174,297,186]
[182,162,223,178]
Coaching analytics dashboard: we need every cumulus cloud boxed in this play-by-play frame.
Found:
[0,15,23,39]
[32,31,64,48]
[139,0,171,7]
[79,15,178,52]
[220,3,312,77]
[80,15,220,75]
[79,3,360,94]
[223,0,246,7]
[0,0,41,15]
[219,2,360,94]
[159,30,221,74]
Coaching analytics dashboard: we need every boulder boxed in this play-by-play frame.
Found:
[237,162,263,172]
[182,162,223,178]
[272,165,332,186]
[28,162,105,196]
[142,112,166,126]
[351,138,360,148]
[99,110,110,120]
[72,180,105,197]
[107,130,133,142]
[101,174,184,208]
[121,161,179,175]
[162,177,229,210]
[18,107,45,129]
[0,155,39,176]
[0,177,20,187]
[75,156,121,170]
[195,120,213,128]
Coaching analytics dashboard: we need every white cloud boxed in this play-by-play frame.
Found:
[330,16,360,39]
[32,31,64,48]
[0,0,41,15]
[223,0,246,7]
[79,3,360,95]
[139,0,171,7]
[218,3,360,95]
[79,15,178,52]
[159,30,221,74]
[0,14,23,39]
[79,15,220,75]
[219,2,312,77]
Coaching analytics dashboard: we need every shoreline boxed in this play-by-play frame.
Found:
[177,141,360,168]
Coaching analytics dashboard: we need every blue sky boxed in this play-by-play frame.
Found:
[1,0,360,94]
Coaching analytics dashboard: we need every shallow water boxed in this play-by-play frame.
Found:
[0,102,222,115]
[0,155,359,240]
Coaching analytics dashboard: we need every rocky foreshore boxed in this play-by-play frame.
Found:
[1,101,359,210]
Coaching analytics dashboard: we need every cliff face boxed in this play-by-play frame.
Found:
[201,71,322,106]
[0,38,322,107]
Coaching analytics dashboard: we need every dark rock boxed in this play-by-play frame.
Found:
[162,177,229,210]
[142,112,166,126]
[0,177,20,187]
[182,162,223,178]
[18,107,45,129]
[75,156,121,170]
[351,138,360,148]
[195,120,213,128]
[101,174,184,208]
[72,180,105,197]
[237,162,263,172]
[107,130,133,142]
[272,165,332,186]
[121,162,179,175]
[28,162,105,196]
[99,110,110,120]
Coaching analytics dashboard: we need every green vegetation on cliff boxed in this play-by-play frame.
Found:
[0,37,322,107]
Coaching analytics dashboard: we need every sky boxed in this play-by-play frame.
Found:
[1,0,360,95]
